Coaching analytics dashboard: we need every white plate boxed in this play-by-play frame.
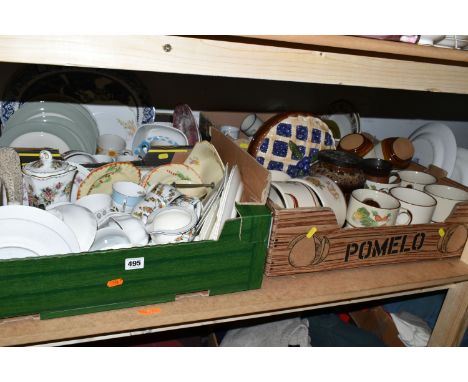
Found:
[409,122,457,177]
[450,147,468,186]
[0,205,80,259]
[10,131,71,153]
[87,103,139,150]
[47,203,97,252]
[210,165,242,240]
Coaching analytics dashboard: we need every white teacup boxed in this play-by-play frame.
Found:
[346,189,405,228]
[75,193,113,223]
[398,170,437,191]
[240,114,263,137]
[364,175,401,193]
[390,187,437,225]
[89,227,132,251]
[92,154,114,164]
[220,125,240,140]
[97,134,126,157]
[108,215,149,246]
[423,184,468,223]
[111,181,146,213]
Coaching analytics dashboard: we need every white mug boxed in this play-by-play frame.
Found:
[240,114,263,137]
[398,170,437,191]
[423,184,468,223]
[390,187,437,225]
[346,189,405,228]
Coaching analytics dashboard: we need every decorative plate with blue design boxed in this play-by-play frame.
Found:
[0,65,156,135]
[248,112,336,175]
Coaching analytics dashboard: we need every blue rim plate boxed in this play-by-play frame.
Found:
[0,65,156,130]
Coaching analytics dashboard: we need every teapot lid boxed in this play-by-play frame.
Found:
[23,150,76,177]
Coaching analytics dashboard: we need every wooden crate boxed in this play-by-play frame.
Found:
[265,165,468,276]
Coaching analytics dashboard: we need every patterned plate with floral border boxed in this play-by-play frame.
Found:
[77,162,141,199]
[248,112,335,177]
[0,65,156,132]
[141,164,206,198]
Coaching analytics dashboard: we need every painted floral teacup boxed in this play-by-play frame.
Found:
[131,192,167,224]
[169,194,202,219]
[346,189,407,228]
[149,183,182,205]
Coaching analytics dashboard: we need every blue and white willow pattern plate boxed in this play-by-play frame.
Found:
[254,115,335,176]
[0,65,156,129]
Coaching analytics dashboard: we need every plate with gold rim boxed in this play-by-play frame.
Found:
[77,162,141,199]
[141,164,206,198]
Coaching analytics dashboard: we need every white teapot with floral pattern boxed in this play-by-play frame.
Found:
[22,150,78,208]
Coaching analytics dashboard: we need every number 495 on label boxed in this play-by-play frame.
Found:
[125,257,145,270]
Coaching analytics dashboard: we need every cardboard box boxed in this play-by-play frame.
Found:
[0,129,271,319]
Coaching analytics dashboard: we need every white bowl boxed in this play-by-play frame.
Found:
[300,175,347,227]
[108,215,149,246]
[47,203,97,252]
[89,227,132,251]
[132,123,189,156]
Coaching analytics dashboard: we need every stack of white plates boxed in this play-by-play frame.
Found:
[409,122,457,177]
[450,147,468,187]
[0,101,99,153]
[0,205,80,259]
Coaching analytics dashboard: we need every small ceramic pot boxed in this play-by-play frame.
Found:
[310,150,365,200]
[337,133,376,158]
[374,137,415,168]
[22,150,78,208]
[360,158,395,183]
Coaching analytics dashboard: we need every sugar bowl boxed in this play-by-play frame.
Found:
[22,150,78,208]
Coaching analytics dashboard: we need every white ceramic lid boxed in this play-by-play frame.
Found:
[23,150,76,177]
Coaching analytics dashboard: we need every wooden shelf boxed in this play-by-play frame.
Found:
[241,35,468,64]
[0,35,468,94]
[1,258,467,346]
[0,35,467,346]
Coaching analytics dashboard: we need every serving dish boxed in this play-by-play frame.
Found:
[248,112,335,175]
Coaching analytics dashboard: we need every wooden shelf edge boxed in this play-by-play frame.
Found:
[1,258,467,346]
[241,35,468,64]
[1,36,468,94]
